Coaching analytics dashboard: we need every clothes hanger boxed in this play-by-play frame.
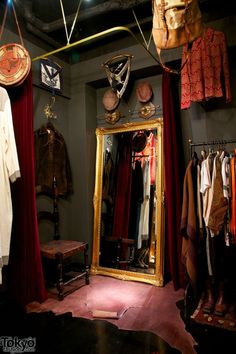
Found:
[38,120,55,135]
[207,147,216,158]
[191,150,199,167]
[200,143,207,160]
[44,95,57,120]
[45,121,57,135]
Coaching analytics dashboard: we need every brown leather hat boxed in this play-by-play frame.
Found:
[102,88,120,111]
[132,131,147,152]
[136,81,153,103]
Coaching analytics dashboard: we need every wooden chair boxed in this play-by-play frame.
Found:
[100,236,135,269]
[40,240,89,300]
[38,178,89,300]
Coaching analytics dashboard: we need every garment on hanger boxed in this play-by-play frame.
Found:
[207,152,228,236]
[201,153,214,227]
[181,159,198,290]
[112,132,133,241]
[138,159,150,249]
[221,155,230,200]
[102,150,115,205]
[181,27,232,109]
[0,87,21,284]
[182,142,236,324]
[197,162,203,231]
[139,131,156,185]
[183,145,235,280]
[230,151,236,243]
[102,150,115,237]
[128,160,144,246]
[34,122,72,197]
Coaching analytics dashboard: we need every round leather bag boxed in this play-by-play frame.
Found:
[0,43,31,87]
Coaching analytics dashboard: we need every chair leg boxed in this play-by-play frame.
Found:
[129,246,135,263]
[115,240,121,268]
[56,252,64,301]
[84,244,90,285]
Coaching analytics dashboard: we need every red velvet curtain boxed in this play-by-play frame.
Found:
[162,71,185,290]
[7,72,47,307]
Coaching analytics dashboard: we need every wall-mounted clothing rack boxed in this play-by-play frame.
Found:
[32,26,161,67]
[188,138,236,159]
[132,154,149,161]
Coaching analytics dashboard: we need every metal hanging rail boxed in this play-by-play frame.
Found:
[32,26,159,64]
[188,138,236,159]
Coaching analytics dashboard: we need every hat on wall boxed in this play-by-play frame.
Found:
[132,131,147,152]
[138,102,156,119]
[136,81,153,103]
[102,88,120,112]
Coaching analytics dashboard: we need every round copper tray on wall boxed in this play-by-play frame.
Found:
[0,43,31,87]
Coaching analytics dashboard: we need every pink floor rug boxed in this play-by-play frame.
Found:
[26,275,197,354]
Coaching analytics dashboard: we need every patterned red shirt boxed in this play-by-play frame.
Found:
[181,27,231,109]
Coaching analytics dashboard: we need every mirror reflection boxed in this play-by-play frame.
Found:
[100,128,158,275]
[92,120,164,286]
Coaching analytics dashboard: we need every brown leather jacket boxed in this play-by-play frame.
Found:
[34,122,73,197]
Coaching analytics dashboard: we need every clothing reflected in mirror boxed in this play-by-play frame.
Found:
[100,129,157,275]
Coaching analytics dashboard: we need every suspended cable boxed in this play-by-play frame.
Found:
[59,0,83,45]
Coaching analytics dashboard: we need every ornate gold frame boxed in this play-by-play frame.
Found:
[91,119,164,286]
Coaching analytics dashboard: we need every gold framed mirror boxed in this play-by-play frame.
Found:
[91,119,164,286]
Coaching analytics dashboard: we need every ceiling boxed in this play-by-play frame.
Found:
[1,0,236,63]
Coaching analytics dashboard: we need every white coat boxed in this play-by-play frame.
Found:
[0,87,21,284]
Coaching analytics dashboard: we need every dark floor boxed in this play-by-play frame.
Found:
[0,295,236,354]
[0,300,179,354]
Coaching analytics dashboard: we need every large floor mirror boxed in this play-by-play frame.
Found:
[91,119,164,286]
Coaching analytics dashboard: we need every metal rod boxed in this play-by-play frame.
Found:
[189,138,236,159]
[134,154,149,157]
[32,26,160,65]
[189,138,236,148]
